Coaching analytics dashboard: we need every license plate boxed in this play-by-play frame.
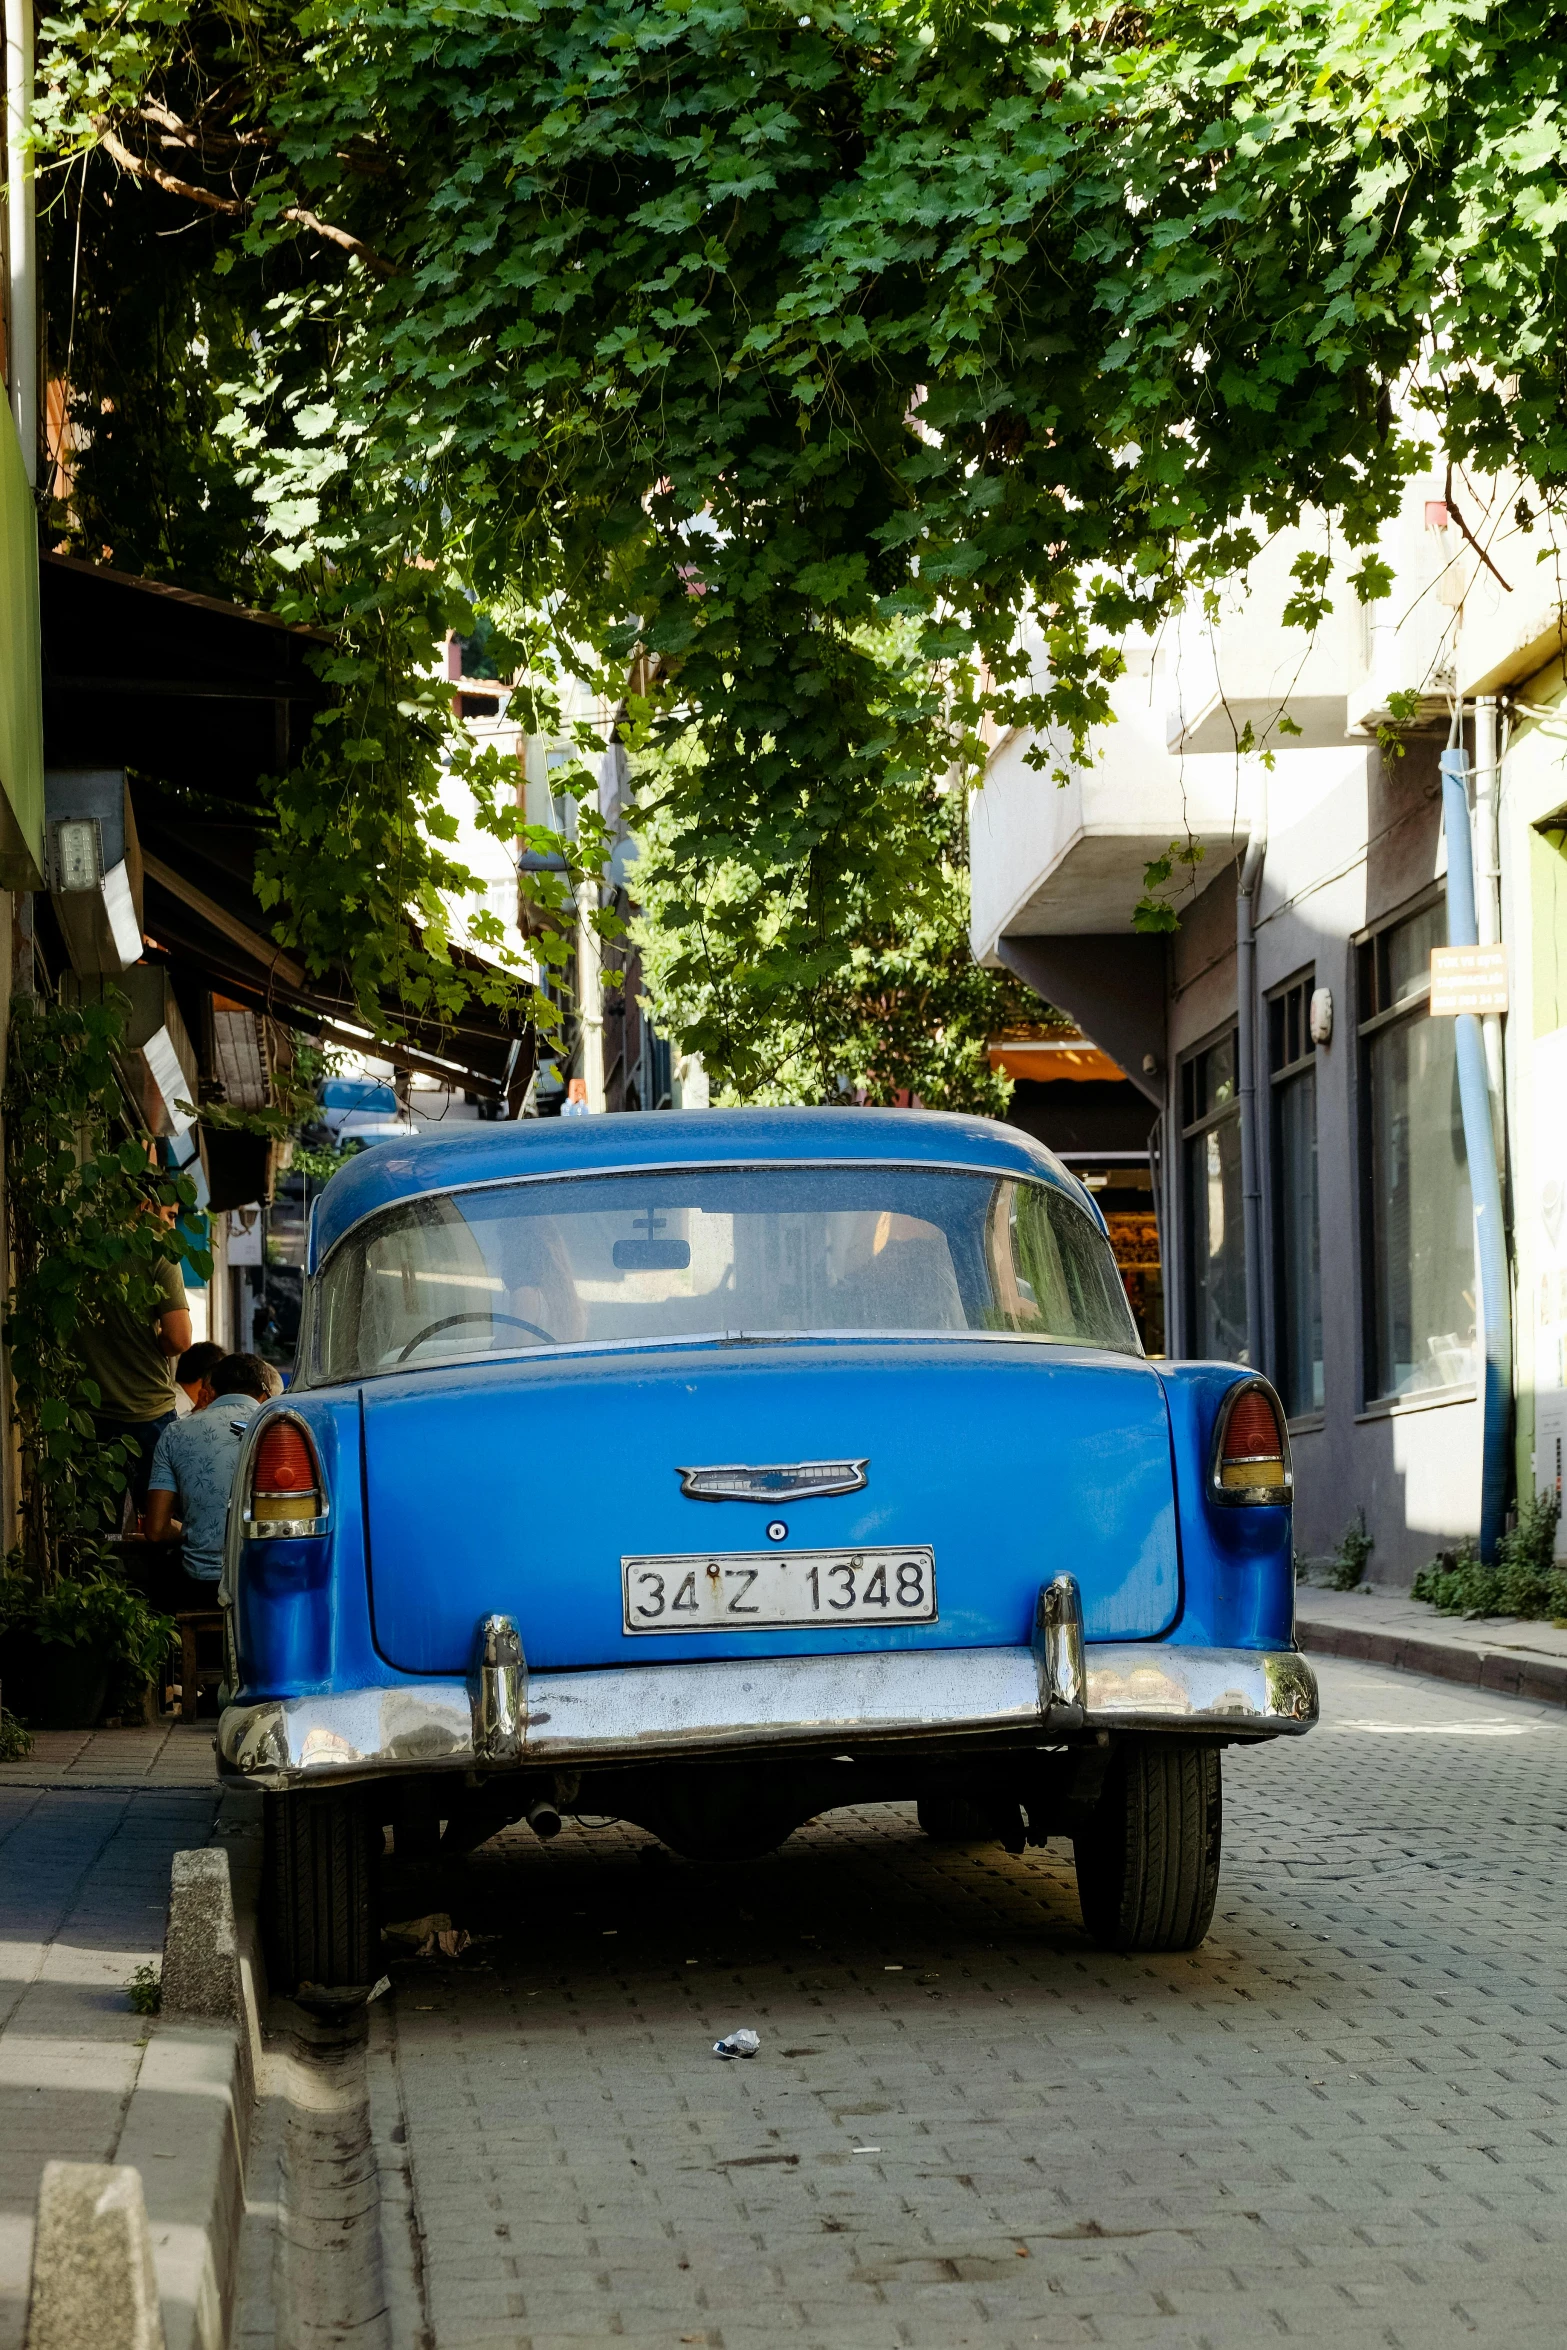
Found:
[621,1547,937,1634]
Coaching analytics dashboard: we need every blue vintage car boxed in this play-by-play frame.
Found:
[219,1107,1317,1988]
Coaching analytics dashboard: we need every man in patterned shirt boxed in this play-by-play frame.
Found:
[145,1353,276,1605]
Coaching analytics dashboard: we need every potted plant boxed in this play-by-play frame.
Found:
[0,1562,175,1730]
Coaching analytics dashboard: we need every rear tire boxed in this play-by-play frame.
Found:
[1073,1740,1221,1953]
[263,1786,379,1993]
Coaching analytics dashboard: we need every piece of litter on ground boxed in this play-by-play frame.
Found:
[366,1974,392,2002]
[686,1958,699,1965]
[713,2029,760,2059]
[603,1929,618,1936]
[884,1964,902,1971]
[384,1911,451,1946]
[852,2146,881,2154]
[384,1912,471,1962]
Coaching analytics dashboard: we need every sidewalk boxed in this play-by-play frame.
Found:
[0,1728,219,2349]
[1297,1584,1567,1706]
[0,1722,219,1791]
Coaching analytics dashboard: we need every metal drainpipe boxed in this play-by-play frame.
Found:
[1440,730,1512,1559]
[5,0,35,484]
[577,885,606,1112]
[1471,694,1505,1149]
[1236,767,1268,1370]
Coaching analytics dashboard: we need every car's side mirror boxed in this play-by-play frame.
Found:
[612,1237,691,1272]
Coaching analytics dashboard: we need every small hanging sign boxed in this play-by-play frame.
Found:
[1429,944,1509,1016]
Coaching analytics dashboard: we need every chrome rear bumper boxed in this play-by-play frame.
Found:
[219,1640,1318,1793]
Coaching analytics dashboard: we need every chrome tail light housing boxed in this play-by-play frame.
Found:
[1210,1379,1293,1507]
[243,1412,329,1539]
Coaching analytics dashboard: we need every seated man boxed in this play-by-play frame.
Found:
[174,1340,226,1418]
[145,1353,274,1608]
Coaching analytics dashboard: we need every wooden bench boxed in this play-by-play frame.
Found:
[174,1609,225,1723]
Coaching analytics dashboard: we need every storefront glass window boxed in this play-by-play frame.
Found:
[1270,975,1323,1417]
[1181,1032,1247,1362]
[1359,901,1475,1399]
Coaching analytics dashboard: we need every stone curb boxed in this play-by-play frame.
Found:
[23,1790,267,2350]
[1297,1613,1567,1708]
[25,2164,165,2350]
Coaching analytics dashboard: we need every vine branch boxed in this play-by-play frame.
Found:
[97,122,390,274]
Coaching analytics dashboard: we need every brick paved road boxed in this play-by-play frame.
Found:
[368,1656,1567,2350]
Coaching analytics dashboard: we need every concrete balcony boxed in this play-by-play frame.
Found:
[969,526,1385,1092]
[970,685,1248,951]
[971,527,1382,964]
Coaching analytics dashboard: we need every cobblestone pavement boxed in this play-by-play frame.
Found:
[363,1654,1567,2350]
[0,1781,219,2349]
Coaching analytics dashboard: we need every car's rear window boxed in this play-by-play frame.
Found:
[312,1165,1141,1381]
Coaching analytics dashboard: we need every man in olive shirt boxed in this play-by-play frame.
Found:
[81,1254,193,1513]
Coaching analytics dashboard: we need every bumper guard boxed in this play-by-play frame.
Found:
[220,1574,1317,1793]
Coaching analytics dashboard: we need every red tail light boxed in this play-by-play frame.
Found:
[247,1418,327,1535]
[1214,1383,1291,1505]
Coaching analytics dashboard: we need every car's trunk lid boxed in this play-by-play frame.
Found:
[359,1340,1178,1674]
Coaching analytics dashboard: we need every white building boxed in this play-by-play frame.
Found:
[971,481,1566,1583]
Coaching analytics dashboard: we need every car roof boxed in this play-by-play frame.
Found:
[308,1105,1097,1269]
[323,1077,396,1101]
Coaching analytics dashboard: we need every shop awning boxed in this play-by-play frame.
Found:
[39,553,534,1101]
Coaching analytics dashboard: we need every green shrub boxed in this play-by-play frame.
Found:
[1412,1542,1500,1617]
[0,1706,31,1762]
[1328,1519,1375,1591]
[2,1562,175,1721]
[126,1963,161,2017]
[1413,1494,1565,1619]
[30,1572,174,1677]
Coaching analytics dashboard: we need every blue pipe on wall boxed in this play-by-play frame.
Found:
[1439,745,1511,1559]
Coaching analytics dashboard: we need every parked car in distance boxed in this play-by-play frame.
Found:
[319,1076,398,1136]
[218,1108,1317,1989]
[318,1076,418,1150]
[336,1111,420,1150]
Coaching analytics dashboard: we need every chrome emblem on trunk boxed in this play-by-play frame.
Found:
[677,1460,868,1503]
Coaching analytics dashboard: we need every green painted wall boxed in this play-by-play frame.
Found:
[0,405,43,890]
[1531,823,1567,1039]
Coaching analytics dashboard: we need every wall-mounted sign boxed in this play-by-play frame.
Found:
[227,1207,264,1267]
[1429,944,1508,1017]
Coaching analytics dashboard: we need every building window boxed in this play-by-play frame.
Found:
[1358,897,1475,1401]
[1269,974,1322,1417]
[1181,1031,1246,1362]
